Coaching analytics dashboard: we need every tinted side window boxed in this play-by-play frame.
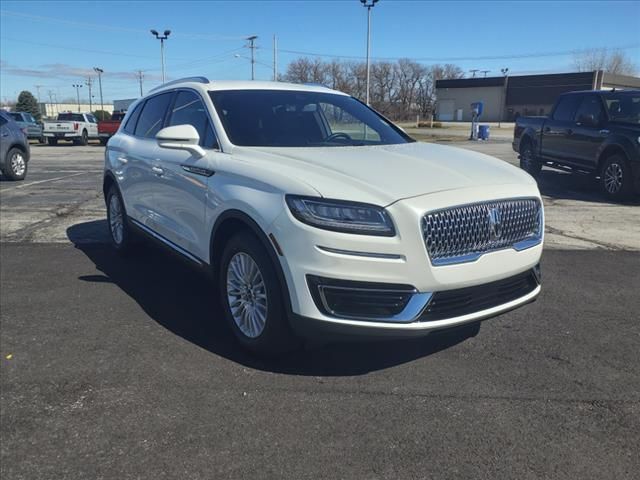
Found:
[553,96,582,121]
[167,90,218,149]
[123,102,144,134]
[0,115,7,126]
[135,93,172,138]
[574,96,604,124]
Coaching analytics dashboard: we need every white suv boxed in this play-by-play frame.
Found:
[104,77,543,355]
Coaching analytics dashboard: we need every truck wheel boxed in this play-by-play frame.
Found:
[47,138,58,146]
[600,154,633,201]
[520,141,542,178]
[4,148,28,181]
[78,130,88,146]
[219,231,298,357]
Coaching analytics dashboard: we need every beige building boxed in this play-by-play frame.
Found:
[39,103,114,118]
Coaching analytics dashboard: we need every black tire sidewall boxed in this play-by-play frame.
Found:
[600,154,632,200]
[47,138,58,146]
[80,130,88,146]
[520,142,542,177]
[4,148,27,181]
[106,186,132,252]
[218,232,294,355]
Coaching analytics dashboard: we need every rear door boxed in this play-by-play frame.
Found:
[540,94,583,163]
[116,93,173,228]
[85,114,99,137]
[152,89,220,260]
[571,94,608,169]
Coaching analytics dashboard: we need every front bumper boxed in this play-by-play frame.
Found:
[270,185,544,338]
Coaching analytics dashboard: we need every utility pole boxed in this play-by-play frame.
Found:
[85,76,93,111]
[72,84,83,112]
[361,0,379,106]
[151,29,171,83]
[247,35,258,80]
[469,69,479,78]
[273,35,277,81]
[136,70,144,96]
[481,70,490,78]
[94,67,104,114]
[47,90,54,118]
[499,67,509,128]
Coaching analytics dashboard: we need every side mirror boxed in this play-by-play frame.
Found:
[156,124,205,158]
[577,113,598,127]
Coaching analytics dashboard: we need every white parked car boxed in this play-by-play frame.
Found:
[104,77,543,355]
[43,112,99,145]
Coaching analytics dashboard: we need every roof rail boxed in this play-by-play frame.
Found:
[149,76,210,93]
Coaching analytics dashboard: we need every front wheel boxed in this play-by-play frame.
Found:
[3,148,28,181]
[219,231,297,356]
[519,141,542,177]
[600,154,633,201]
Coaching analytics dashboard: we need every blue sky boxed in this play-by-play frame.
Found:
[1,0,639,103]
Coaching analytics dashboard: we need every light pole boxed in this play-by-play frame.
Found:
[246,35,258,80]
[360,0,378,105]
[72,84,83,112]
[150,29,171,83]
[499,67,509,128]
[93,67,104,115]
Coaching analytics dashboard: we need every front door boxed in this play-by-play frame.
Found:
[540,94,583,164]
[570,95,608,169]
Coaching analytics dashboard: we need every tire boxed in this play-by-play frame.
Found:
[99,138,108,146]
[219,231,297,356]
[519,140,542,178]
[78,130,88,146]
[600,154,633,201]
[3,148,28,181]
[39,136,46,144]
[47,138,58,146]
[106,186,135,253]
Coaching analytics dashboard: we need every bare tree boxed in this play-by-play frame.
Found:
[573,48,637,75]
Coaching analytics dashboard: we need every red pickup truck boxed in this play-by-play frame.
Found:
[98,111,126,145]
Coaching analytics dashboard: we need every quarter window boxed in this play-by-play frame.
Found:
[167,90,218,149]
[134,93,172,138]
[123,102,144,134]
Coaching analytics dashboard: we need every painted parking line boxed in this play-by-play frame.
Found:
[0,172,87,192]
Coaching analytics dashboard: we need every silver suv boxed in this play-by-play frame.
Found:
[0,110,30,181]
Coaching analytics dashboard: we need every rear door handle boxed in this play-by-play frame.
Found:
[151,166,164,176]
[599,129,610,135]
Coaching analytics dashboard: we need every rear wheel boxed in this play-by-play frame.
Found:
[600,154,633,201]
[106,186,135,253]
[47,138,58,146]
[39,136,46,144]
[219,231,297,356]
[519,140,542,177]
[77,130,88,146]
[3,148,27,181]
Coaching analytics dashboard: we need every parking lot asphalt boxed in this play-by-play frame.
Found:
[1,243,639,479]
[1,142,639,250]
[1,141,639,479]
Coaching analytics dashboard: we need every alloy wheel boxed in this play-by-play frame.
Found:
[10,152,26,177]
[226,252,268,338]
[603,162,623,194]
[108,194,124,245]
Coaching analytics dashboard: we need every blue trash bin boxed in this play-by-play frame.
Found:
[478,124,490,140]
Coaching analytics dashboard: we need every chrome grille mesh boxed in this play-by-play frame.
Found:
[422,198,542,265]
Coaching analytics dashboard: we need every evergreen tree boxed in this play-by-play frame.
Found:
[93,110,111,121]
[15,91,41,122]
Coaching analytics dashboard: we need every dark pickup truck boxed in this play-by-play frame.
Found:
[513,90,640,200]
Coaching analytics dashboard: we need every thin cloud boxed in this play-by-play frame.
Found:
[1,61,162,82]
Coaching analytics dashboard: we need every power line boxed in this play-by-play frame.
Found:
[277,43,640,62]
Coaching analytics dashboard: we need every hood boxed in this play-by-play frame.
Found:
[232,142,536,206]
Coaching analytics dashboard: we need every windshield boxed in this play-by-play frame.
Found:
[57,113,84,122]
[604,93,640,124]
[209,89,413,147]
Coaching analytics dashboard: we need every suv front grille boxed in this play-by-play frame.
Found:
[422,198,542,265]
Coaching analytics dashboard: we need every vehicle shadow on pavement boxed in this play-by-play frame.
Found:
[67,220,478,376]
[536,169,640,205]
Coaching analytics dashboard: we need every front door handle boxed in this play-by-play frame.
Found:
[151,166,164,176]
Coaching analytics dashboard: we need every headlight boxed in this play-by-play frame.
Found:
[285,195,395,236]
